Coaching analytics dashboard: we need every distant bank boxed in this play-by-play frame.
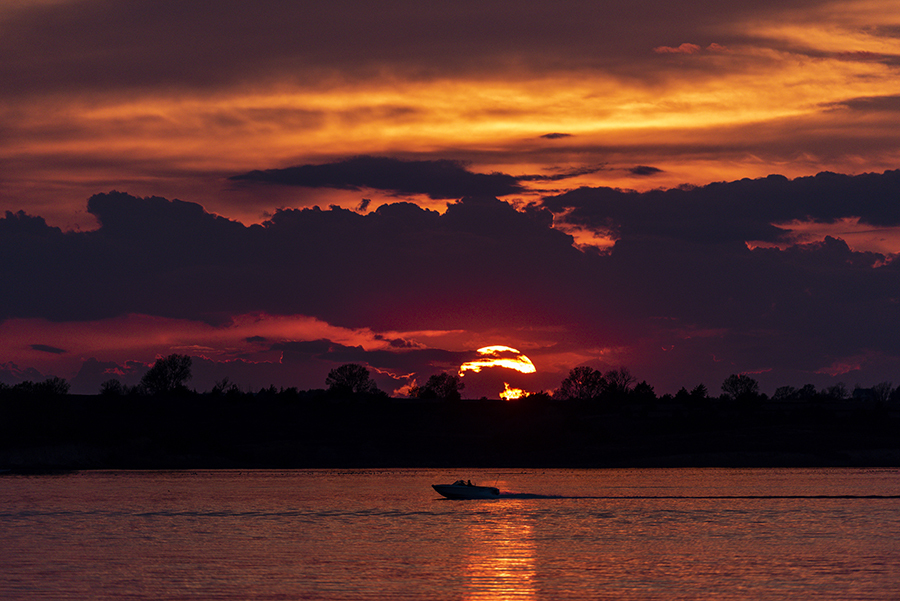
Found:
[2,394,899,470]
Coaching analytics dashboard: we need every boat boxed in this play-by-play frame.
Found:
[432,480,500,499]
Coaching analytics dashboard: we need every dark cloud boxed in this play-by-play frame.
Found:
[863,24,900,37]
[540,172,900,377]
[826,95,900,113]
[515,166,607,183]
[274,339,469,374]
[374,334,421,349]
[3,170,900,394]
[231,156,525,199]
[545,170,900,243]
[541,133,572,139]
[30,344,67,354]
[0,189,588,331]
[271,340,340,356]
[629,165,663,176]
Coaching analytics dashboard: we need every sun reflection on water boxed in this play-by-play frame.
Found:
[463,502,536,600]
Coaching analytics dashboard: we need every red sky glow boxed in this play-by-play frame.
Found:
[2,0,900,397]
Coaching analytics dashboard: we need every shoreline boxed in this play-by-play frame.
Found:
[3,394,899,470]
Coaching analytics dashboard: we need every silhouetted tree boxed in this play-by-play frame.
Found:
[325,363,379,396]
[13,377,70,396]
[100,378,126,396]
[823,382,848,400]
[852,385,876,402]
[140,354,193,396]
[772,385,797,402]
[872,381,892,403]
[798,384,817,400]
[256,384,279,400]
[555,366,607,400]
[526,391,553,402]
[632,380,656,402]
[690,383,708,400]
[604,367,635,394]
[410,372,465,400]
[772,386,800,401]
[42,376,70,395]
[721,374,760,401]
[851,382,893,403]
[19,376,71,396]
[210,377,244,398]
[278,386,302,401]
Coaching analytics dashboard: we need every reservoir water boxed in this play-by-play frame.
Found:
[2,468,899,599]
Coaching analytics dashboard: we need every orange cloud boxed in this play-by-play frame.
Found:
[654,43,702,54]
[5,0,900,227]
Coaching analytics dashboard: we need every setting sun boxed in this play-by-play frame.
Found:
[459,346,537,375]
[4,1,900,594]
[499,383,528,401]
[4,0,900,401]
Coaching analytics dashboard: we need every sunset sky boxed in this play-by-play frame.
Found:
[2,0,900,397]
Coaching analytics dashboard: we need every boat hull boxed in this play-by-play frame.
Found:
[432,484,500,499]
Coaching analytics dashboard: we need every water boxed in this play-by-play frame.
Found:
[2,468,899,599]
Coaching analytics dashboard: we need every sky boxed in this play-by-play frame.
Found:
[2,0,900,397]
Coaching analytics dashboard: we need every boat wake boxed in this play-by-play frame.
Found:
[498,492,568,499]
[494,493,900,500]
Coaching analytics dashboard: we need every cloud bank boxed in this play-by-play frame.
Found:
[3,169,900,394]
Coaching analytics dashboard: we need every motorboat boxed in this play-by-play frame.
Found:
[432,480,500,499]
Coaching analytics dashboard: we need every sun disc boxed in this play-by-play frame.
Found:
[459,345,537,375]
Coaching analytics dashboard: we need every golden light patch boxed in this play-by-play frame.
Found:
[459,345,537,375]
[551,210,618,253]
[499,383,528,401]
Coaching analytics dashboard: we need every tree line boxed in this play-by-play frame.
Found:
[2,354,899,405]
